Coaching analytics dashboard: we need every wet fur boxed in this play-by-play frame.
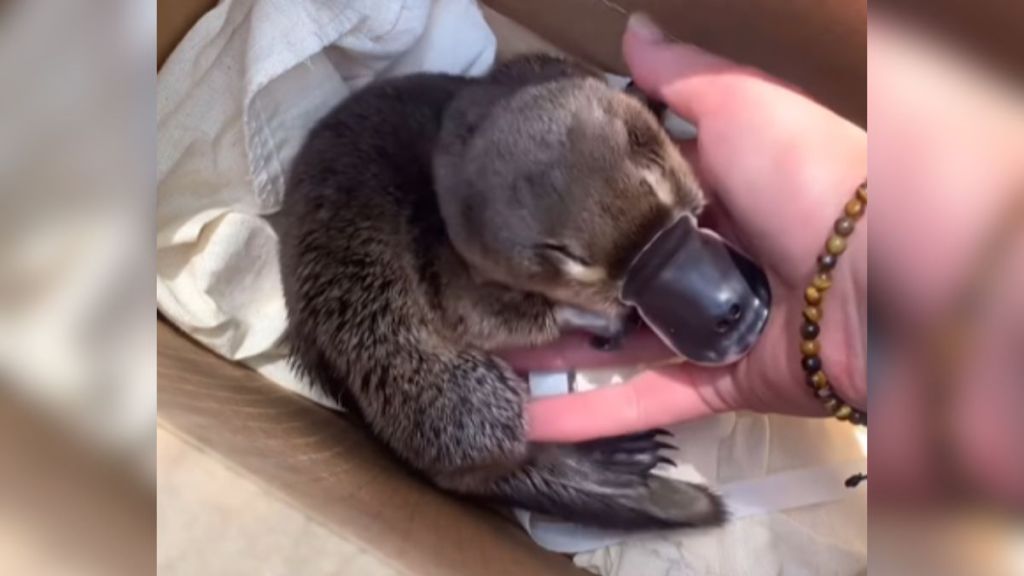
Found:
[279,55,724,529]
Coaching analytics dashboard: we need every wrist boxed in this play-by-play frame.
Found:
[804,134,868,411]
[828,224,868,410]
[804,182,868,417]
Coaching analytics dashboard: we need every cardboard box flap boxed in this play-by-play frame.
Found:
[158,322,583,575]
[159,0,865,124]
[483,0,866,126]
[157,0,217,68]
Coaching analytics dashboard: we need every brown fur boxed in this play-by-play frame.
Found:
[436,73,703,320]
[278,55,723,529]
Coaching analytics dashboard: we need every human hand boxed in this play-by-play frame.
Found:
[500,13,868,442]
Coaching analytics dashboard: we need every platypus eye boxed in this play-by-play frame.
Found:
[536,242,607,283]
[536,242,592,267]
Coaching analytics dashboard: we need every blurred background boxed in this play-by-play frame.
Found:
[0,0,155,574]
[867,2,1024,575]
[0,0,1021,574]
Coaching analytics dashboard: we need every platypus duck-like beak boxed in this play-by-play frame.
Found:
[620,215,772,366]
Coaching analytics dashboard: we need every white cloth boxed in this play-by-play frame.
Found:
[157,0,496,405]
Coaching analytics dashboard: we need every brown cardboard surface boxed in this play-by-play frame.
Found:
[157,0,217,68]
[483,0,866,126]
[158,321,583,575]
[159,0,865,123]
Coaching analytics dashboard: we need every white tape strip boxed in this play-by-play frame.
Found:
[528,370,573,397]
[719,459,867,520]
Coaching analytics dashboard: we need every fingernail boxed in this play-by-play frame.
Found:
[627,12,666,43]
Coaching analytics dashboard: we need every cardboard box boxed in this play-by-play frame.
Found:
[157,1,865,573]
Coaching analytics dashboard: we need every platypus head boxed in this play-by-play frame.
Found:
[435,72,770,364]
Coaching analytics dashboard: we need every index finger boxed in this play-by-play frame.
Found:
[525,363,727,442]
[623,13,758,123]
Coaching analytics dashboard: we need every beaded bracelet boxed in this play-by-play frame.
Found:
[800,182,867,427]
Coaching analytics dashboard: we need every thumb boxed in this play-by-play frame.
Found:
[526,363,733,443]
[622,12,747,123]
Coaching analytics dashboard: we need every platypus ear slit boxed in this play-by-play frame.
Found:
[624,80,668,118]
[627,124,662,159]
[621,113,669,167]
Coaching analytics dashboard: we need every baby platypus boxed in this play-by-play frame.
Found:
[279,54,724,529]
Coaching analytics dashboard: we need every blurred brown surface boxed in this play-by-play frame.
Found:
[875,0,1024,82]
[158,320,583,576]
[0,392,155,576]
[158,0,866,123]
[484,0,866,126]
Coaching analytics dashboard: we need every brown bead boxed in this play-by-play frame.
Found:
[805,286,822,305]
[856,183,867,203]
[809,371,829,389]
[823,398,839,413]
[801,339,820,356]
[818,253,837,271]
[826,235,847,255]
[815,386,834,399]
[812,272,832,292]
[803,305,822,323]
[845,198,865,219]
[834,217,855,237]
[801,321,820,339]
[835,405,853,420]
[851,411,866,425]
[801,355,822,373]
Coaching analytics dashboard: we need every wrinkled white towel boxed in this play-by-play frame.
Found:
[157,0,496,405]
